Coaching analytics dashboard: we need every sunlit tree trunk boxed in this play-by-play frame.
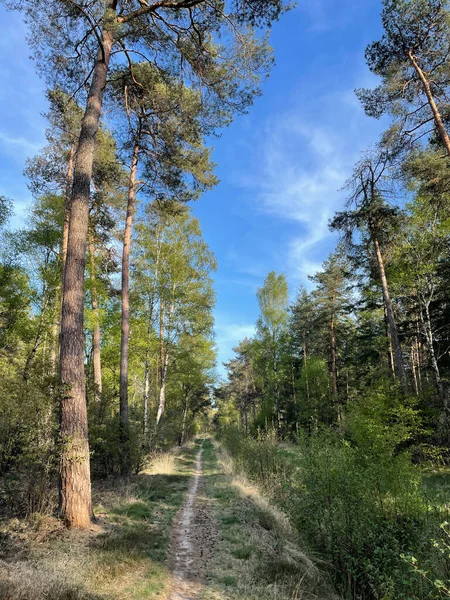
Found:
[407,50,450,156]
[372,235,407,389]
[143,347,150,439]
[59,30,114,528]
[119,138,140,427]
[420,297,443,395]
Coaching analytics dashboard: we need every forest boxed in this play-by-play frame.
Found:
[1,0,450,599]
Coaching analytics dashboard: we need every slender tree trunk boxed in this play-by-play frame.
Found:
[421,300,443,394]
[383,305,396,376]
[303,336,311,405]
[291,357,296,405]
[119,139,140,426]
[53,143,75,375]
[155,299,167,429]
[142,235,161,441]
[373,236,407,388]
[155,291,176,434]
[411,340,419,396]
[88,232,102,403]
[330,312,338,411]
[408,50,450,156]
[143,347,150,439]
[179,397,189,446]
[23,330,42,382]
[415,321,423,390]
[155,354,169,428]
[59,30,113,528]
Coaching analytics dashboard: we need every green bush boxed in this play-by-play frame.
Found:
[221,389,450,599]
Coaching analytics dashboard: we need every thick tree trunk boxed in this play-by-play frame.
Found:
[88,233,102,403]
[59,31,113,528]
[408,50,450,156]
[373,236,407,388]
[119,139,140,426]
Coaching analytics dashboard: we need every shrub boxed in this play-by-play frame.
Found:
[221,390,450,599]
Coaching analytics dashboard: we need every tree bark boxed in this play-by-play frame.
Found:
[411,340,419,396]
[143,348,150,439]
[155,299,167,429]
[421,299,443,394]
[179,396,189,446]
[59,31,113,528]
[303,336,311,405]
[373,236,407,388]
[330,312,338,396]
[408,50,450,157]
[88,232,102,403]
[119,139,140,426]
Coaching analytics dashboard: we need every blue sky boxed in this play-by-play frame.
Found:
[0,1,388,377]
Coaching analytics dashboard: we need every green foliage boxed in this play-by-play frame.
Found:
[221,382,450,599]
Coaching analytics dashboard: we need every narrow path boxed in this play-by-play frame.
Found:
[167,442,216,600]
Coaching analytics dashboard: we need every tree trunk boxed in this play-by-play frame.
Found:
[143,348,150,439]
[411,340,419,396]
[421,300,443,394]
[330,314,341,422]
[155,299,167,430]
[303,336,311,405]
[373,236,407,389]
[59,31,113,528]
[119,139,140,426]
[384,306,396,376]
[179,397,189,446]
[155,359,169,428]
[88,232,102,403]
[408,50,450,156]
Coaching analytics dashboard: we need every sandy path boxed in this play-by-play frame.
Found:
[167,443,216,600]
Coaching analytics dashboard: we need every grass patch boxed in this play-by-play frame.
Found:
[198,439,337,600]
[0,444,199,600]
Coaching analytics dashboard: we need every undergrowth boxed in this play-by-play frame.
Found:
[220,428,450,600]
[199,438,336,600]
[0,446,197,600]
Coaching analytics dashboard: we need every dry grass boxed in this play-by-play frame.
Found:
[0,446,199,600]
[200,439,338,600]
[143,452,176,476]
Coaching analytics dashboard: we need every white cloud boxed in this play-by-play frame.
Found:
[238,80,385,290]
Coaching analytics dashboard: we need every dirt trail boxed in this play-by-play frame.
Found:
[167,443,216,600]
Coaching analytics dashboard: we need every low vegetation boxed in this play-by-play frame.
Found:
[0,448,196,600]
[220,427,450,599]
[200,439,336,600]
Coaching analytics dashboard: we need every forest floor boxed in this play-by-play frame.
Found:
[0,438,336,600]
